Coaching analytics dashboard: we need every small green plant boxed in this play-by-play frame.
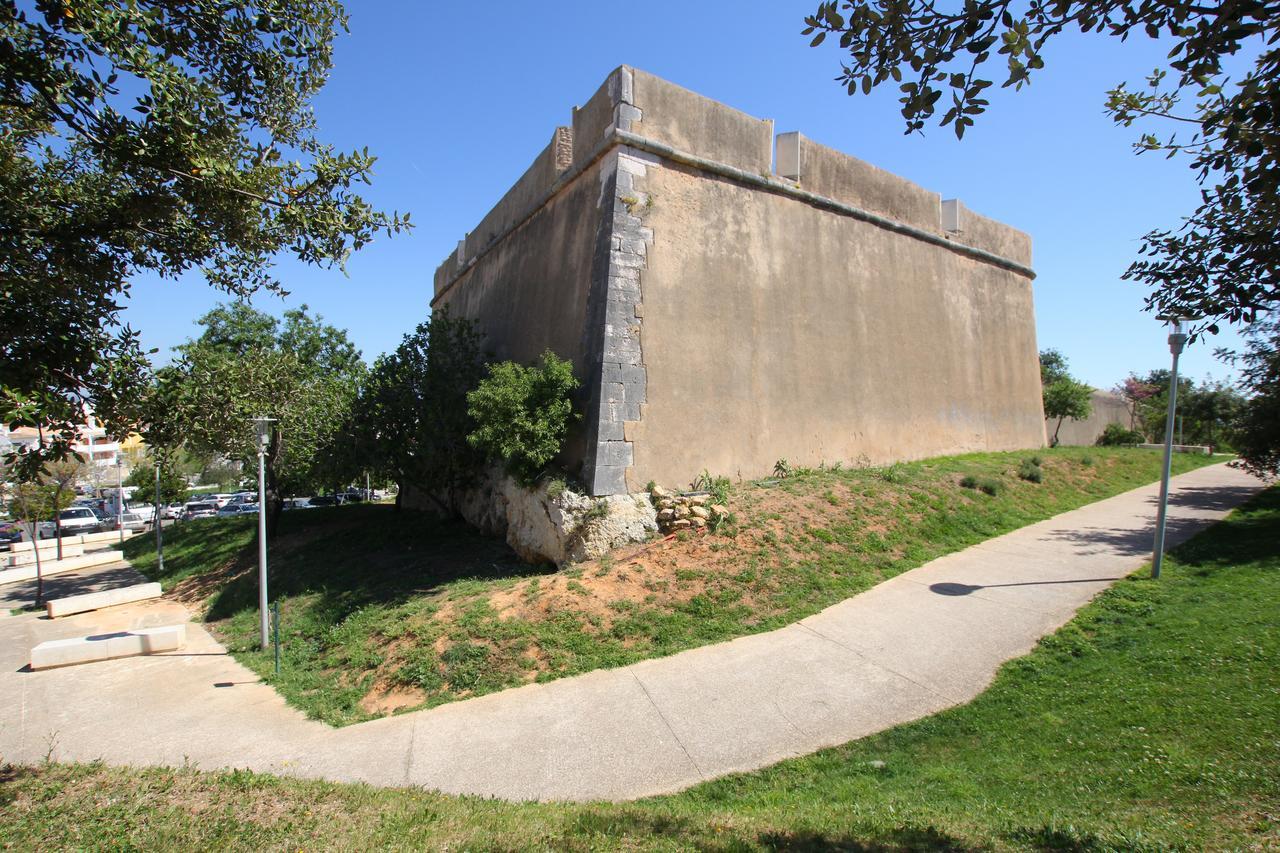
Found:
[440,642,491,691]
[692,470,732,505]
[1018,459,1044,483]
[546,477,567,499]
[875,463,908,483]
[566,580,589,596]
[466,350,580,485]
[585,499,609,521]
[773,458,792,478]
[1029,455,1044,466]
[978,477,1003,496]
[1080,455,1095,466]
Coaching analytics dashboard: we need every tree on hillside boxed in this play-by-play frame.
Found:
[1039,349,1070,387]
[1218,309,1280,477]
[0,1,409,480]
[164,303,365,535]
[802,1,1279,332]
[356,309,487,516]
[1039,350,1092,446]
[125,460,189,507]
[1115,374,1161,434]
[1044,379,1094,447]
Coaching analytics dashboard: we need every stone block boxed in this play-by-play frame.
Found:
[596,441,634,467]
[46,582,163,619]
[30,624,185,671]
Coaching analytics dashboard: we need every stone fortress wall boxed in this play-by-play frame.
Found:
[432,66,1047,496]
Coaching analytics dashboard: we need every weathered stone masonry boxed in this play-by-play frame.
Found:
[431,66,1046,497]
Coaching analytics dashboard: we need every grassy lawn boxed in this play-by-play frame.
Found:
[7,484,1276,850]
[124,447,1220,725]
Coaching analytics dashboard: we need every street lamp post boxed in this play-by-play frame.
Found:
[115,454,124,544]
[154,455,165,574]
[1151,316,1191,579]
[252,417,276,650]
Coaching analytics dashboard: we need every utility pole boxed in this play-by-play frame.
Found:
[1152,316,1191,579]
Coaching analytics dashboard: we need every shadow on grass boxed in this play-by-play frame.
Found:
[571,809,980,851]
[125,505,543,626]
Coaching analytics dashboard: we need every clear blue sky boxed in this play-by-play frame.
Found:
[121,0,1247,391]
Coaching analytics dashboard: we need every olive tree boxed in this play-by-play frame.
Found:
[1,1,408,480]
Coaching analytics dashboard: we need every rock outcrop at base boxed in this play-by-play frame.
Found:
[405,470,658,566]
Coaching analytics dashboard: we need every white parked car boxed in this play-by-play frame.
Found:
[216,503,259,517]
[161,503,184,520]
[181,501,219,521]
[38,506,103,539]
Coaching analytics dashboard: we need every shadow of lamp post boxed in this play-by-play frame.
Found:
[1151,316,1192,579]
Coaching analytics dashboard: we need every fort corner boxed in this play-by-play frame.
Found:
[432,66,1046,496]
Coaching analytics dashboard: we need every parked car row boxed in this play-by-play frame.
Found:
[36,506,149,539]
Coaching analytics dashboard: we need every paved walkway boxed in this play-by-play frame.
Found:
[0,463,1264,801]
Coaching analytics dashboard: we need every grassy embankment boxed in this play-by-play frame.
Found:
[124,447,1219,725]
[7,483,1276,850]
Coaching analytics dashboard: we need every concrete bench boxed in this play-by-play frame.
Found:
[0,550,126,587]
[6,545,85,567]
[1137,443,1212,455]
[30,624,185,670]
[46,583,163,619]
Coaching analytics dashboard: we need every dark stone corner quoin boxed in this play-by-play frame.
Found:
[429,65,1041,498]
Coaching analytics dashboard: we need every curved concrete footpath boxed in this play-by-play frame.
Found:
[0,463,1264,801]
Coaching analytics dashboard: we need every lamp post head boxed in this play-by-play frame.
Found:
[251,417,276,451]
[1158,314,1195,356]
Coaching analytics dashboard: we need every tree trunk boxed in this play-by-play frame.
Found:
[54,513,63,561]
[1052,417,1065,447]
[27,522,44,606]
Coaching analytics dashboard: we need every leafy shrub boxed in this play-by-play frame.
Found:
[1096,422,1146,446]
[466,350,579,485]
[978,477,1003,496]
[1018,459,1044,483]
[773,459,792,478]
[1079,455,1094,466]
[961,475,1003,496]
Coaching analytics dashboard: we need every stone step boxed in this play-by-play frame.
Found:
[45,583,163,619]
[0,551,126,587]
[6,544,85,566]
[8,530,134,554]
[29,624,185,670]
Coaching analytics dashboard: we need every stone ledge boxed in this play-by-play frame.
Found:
[0,550,126,587]
[30,624,185,671]
[46,583,163,619]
